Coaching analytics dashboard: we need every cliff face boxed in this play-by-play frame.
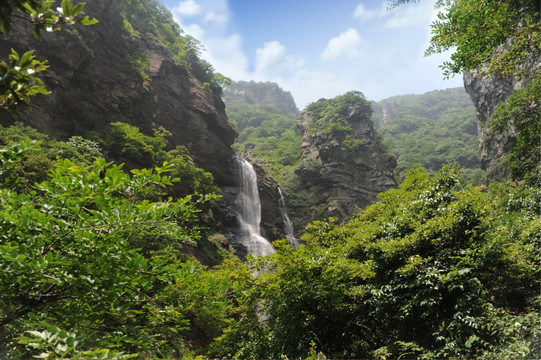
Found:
[463,43,540,181]
[0,0,238,185]
[292,101,396,229]
[223,81,299,116]
[223,81,299,243]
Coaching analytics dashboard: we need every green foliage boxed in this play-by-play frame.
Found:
[0,49,50,117]
[0,137,41,187]
[346,167,538,359]
[227,103,301,182]
[54,136,104,165]
[104,122,168,168]
[122,18,140,38]
[19,322,137,359]
[209,166,539,359]
[306,91,372,142]
[374,88,482,183]
[0,123,105,192]
[490,73,540,185]
[209,239,375,359]
[418,0,540,78]
[166,146,218,197]
[0,141,230,358]
[125,52,150,89]
[0,0,98,37]
[102,122,218,197]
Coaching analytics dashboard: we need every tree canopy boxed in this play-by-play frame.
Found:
[392,0,540,78]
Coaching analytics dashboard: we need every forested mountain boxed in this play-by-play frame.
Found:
[372,88,484,183]
[226,101,300,184]
[224,80,299,117]
[225,85,396,231]
[0,0,538,359]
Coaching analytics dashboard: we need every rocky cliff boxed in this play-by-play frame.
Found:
[0,0,238,185]
[291,93,396,230]
[223,81,299,116]
[223,81,299,244]
[463,42,540,181]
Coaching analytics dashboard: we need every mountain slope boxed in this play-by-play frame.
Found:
[0,0,238,185]
[373,87,483,183]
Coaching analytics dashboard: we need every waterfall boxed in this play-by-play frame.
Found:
[277,188,299,248]
[236,157,275,257]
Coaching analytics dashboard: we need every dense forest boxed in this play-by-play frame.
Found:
[372,88,484,184]
[0,0,539,359]
[227,102,300,185]
[229,86,482,186]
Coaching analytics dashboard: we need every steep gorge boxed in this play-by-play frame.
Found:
[2,2,397,256]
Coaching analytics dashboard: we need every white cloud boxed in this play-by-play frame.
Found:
[321,28,366,60]
[170,0,249,80]
[174,0,202,16]
[353,3,387,23]
[255,41,304,77]
[353,1,432,29]
[203,11,229,27]
[383,1,433,29]
[204,34,249,79]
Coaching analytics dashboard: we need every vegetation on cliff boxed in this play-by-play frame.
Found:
[489,74,540,186]
[373,88,483,183]
[112,0,231,93]
[227,103,300,183]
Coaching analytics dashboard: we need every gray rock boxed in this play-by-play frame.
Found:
[463,41,540,181]
[292,101,396,230]
[0,0,238,185]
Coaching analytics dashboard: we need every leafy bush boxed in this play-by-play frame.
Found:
[0,142,228,358]
[104,122,169,168]
[209,166,540,359]
[490,74,540,186]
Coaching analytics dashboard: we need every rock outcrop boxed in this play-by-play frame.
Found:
[0,0,238,185]
[463,42,540,181]
[223,81,299,116]
[292,97,396,230]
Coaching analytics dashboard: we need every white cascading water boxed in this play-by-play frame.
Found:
[277,188,299,248]
[237,157,275,257]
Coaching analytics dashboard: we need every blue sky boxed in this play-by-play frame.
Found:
[158,0,463,108]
